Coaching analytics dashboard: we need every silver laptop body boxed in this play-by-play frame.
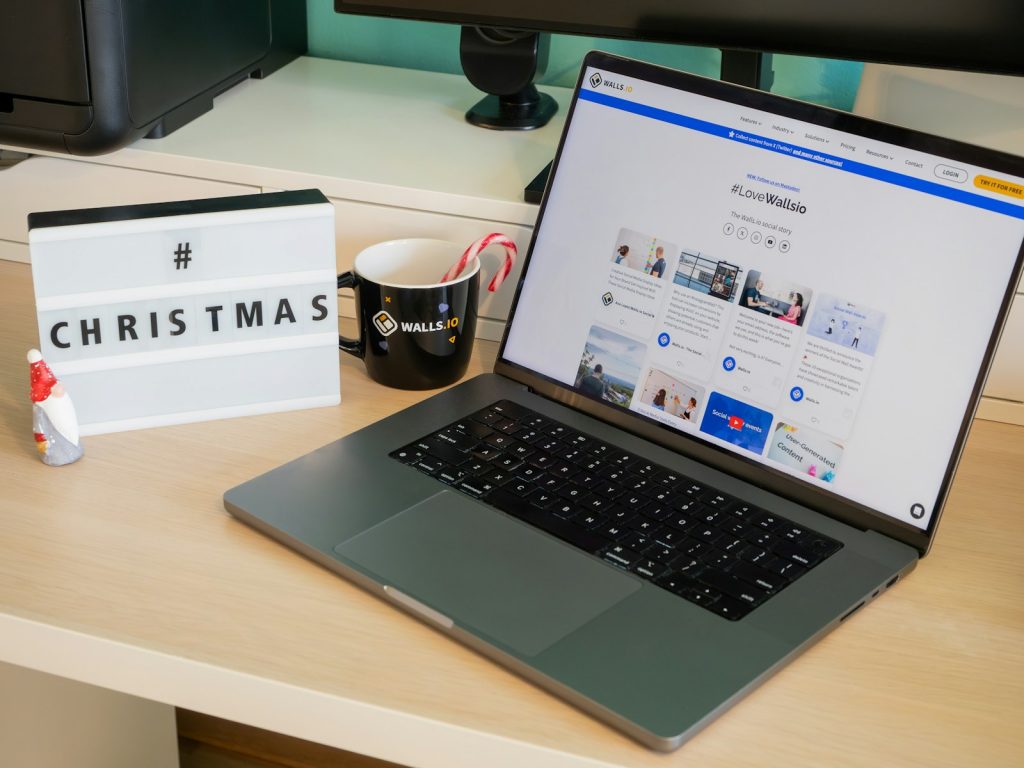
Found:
[226,52,1024,750]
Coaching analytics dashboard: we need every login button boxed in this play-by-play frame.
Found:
[934,164,968,183]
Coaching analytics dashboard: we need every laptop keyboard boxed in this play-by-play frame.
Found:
[390,400,842,621]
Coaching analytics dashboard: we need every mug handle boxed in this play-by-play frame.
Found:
[336,271,364,358]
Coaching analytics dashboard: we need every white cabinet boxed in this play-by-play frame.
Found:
[0,156,259,262]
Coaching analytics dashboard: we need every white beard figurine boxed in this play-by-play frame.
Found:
[28,349,84,466]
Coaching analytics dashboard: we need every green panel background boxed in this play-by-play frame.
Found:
[307,0,863,110]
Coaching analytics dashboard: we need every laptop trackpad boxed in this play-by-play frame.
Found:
[334,491,640,657]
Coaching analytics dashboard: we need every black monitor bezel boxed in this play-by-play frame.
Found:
[334,1,1024,76]
[493,51,1024,556]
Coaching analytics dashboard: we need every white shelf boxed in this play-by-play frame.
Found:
[1,57,1021,418]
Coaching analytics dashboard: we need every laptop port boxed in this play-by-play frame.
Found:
[840,601,866,622]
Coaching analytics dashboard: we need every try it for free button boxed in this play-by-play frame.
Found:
[974,174,1024,199]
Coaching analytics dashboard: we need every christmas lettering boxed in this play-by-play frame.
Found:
[48,295,329,349]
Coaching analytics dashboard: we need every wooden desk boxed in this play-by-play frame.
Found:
[1,258,1022,766]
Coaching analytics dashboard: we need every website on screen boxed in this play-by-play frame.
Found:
[504,67,1024,529]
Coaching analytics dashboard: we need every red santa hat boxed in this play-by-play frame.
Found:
[27,349,58,403]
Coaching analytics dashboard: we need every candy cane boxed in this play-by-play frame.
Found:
[440,233,517,293]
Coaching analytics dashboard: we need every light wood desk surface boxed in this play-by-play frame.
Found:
[1,258,1022,767]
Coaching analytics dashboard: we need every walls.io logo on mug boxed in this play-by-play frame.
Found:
[372,310,398,336]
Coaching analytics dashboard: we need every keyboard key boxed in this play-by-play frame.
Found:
[509,443,534,459]
[655,529,685,548]
[681,585,722,607]
[666,514,698,532]
[506,480,532,495]
[391,445,425,464]
[673,497,704,514]
[593,482,624,499]
[452,420,493,441]
[484,433,517,449]
[731,561,786,593]
[527,451,556,469]
[705,595,751,620]
[491,400,533,420]
[770,538,821,568]
[739,545,770,565]
[414,457,447,475]
[603,545,642,569]
[631,559,666,579]
[574,511,607,530]
[720,536,746,553]
[643,503,675,522]
[495,420,522,435]
[471,408,505,426]
[628,516,660,534]
[550,502,576,519]
[516,429,544,444]
[493,455,523,472]
[705,493,734,509]
[654,572,700,595]
[698,570,769,606]
[699,548,732,569]
[620,493,649,512]
[645,544,677,563]
[434,428,478,452]
[761,556,806,581]
[680,538,709,557]
[527,489,558,509]
[803,536,842,557]
[517,465,543,481]
[619,531,653,551]
[480,468,514,486]
[471,444,502,460]
[692,525,725,544]
[455,478,495,497]
[730,503,762,520]
[597,522,632,542]
[558,483,587,501]
[752,511,784,531]
[745,529,776,548]
[437,467,467,485]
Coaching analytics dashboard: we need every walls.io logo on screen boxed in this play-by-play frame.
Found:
[590,72,603,88]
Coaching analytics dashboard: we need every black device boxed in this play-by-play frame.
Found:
[0,0,307,155]
[335,1,1024,75]
[335,0,1024,199]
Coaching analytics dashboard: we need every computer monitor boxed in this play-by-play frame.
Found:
[336,1,1024,131]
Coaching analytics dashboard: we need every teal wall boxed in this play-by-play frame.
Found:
[307,1,864,110]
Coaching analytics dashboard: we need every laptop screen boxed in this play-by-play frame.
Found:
[502,55,1024,532]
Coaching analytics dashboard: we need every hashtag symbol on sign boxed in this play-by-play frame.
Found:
[173,242,192,270]
[731,184,740,194]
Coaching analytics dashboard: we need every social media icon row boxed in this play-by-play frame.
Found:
[722,222,790,252]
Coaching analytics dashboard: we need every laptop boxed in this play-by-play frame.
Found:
[225,51,1024,750]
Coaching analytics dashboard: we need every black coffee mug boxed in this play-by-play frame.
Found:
[337,239,480,389]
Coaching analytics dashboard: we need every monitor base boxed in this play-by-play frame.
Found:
[465,89,557,131]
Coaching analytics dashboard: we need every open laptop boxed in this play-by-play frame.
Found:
[225,52,1024,750]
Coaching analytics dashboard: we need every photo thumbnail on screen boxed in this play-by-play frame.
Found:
[574,325,647,408]
[612,227,677,280]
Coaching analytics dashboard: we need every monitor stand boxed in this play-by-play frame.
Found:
[461,26,558,131]
[523,50,775,203]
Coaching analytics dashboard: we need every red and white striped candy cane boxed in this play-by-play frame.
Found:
[440,233,517,292]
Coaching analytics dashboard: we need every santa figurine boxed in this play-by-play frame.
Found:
[28,349,84,466]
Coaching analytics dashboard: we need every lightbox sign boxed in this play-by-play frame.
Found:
[29,190,340,435]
